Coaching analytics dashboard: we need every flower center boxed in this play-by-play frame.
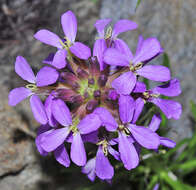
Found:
[143,91,160,100]
[59,37,72,50]
[78,78,99,100]
[97,139,108,156]
[105,26,113,39]
[118,124,131,135]
[70,117,80,134]
[26,84,37,92]
[129,62,143,72]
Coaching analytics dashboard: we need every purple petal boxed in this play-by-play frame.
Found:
[37,124,51,135]
[78,113,102,134]
[133,81,146,93]
[109,138,118,145]
[135,35,144,56]
[41,127,69,152]
[93,39,107,71]
[9,87,32,106]
[152,78,181,97]
[70,42,91,60]
[150,98,182,120]
[108,146,121,161]
[71,132,86,166]
[82,158,96,182]
[35,125,51,156]
[153,184,160,190]
[148,114,161,132]
[52,49,67,69]
[94,19,111,38]
[15,56,36,83]
[119,95,135,124]
[129,124,160,149]
[30,95,48,124]
[51,98,72,126]
[82,130,99,144]
[118,132,139,170]
[113,39,133,60]
[160,137,176,148]
[112,19,138,38]
[35,126,51,156]
[132,38,161,64]
[108,89,119,101]
[54,144,70,167]
[61,10,77,43]
[66,133,73,143]
[93,107,118,131]
[36,66,59,87]
[112,71,136,95]
[43,53,55,65]
[137,65,171,82]
[95,146,114,180]
[44,94,57,127]
[34,29,61,48]
[132,98,144,123]
[104,48,130,66]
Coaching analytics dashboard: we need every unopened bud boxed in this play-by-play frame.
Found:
[98,74,107,87]
[86,100,98,113]
[94,90,101,98]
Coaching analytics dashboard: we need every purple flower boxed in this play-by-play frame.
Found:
[141,79,182,120]
[34,10,91,64]
[8,11,182,182]
[82,158,96,181]
[39,98,102,166]
[104,36,171,95]
[93,19,137,71]
[93,106,140,170]
[94,18,137,40]
[149,114,176,148]
[82,140,120,181]
[35,124,70,167]
[99,97,160,170]
[8,56,59,124]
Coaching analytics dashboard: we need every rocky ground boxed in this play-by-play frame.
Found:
[0,0,195,189]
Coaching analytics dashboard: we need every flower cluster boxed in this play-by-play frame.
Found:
[8,10,182,182]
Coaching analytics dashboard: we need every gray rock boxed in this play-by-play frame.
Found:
[0,0,100,189]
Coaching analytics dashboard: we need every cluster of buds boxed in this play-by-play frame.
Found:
[8,11,182,182]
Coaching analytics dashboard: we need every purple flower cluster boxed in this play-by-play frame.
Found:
[8,10,182,182]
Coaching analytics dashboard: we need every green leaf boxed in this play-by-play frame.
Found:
[188,132,196,149]
[178,159,196,173]
[160,112,168,127]
[147,175,158,190]
[165,138,190,159]
[190,100,196,121]
[162,53,171,69]
[143,78,149,89]
[160,171,193,190]
[135,0,141,11]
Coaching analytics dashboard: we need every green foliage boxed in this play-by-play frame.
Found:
[163,53,171,69]
[190,100,196,121]
[135,0,142,11]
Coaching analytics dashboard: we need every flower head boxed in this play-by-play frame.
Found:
[8,11,182,182]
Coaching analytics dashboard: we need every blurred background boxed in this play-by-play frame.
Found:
[0,0,196,189]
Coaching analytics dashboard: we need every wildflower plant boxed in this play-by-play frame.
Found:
[8,10,182,182]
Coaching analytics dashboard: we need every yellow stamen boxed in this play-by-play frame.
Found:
[26,84,37,91]
[105,26,113,39]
